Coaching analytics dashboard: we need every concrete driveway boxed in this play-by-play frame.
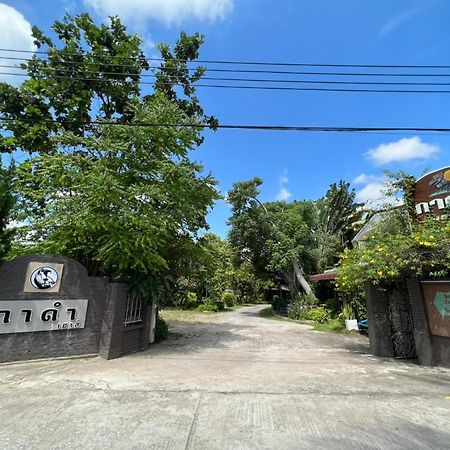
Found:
[0,304,449,449]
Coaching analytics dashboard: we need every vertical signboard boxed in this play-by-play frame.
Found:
[421,281,450,338]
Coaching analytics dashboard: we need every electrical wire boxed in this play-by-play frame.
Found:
[3,64,450,86]
[1,47,450,69]
[1,116,450,134]
[3,71,450,93]
[2,55,450,78]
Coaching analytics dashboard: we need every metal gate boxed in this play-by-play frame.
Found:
[389,287,417,359]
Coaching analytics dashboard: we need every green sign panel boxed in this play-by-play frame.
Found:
[433,292,450,317]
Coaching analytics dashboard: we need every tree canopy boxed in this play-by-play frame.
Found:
[0,13,219,301]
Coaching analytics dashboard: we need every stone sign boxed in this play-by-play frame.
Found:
[415,167,450,217]
[0,254,156,363]
[421,281,450,338]
[0,299,88,334]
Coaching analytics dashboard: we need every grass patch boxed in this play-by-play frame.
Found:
[259,306,290,322]
[259,307,347,334]
[309,319,346,334]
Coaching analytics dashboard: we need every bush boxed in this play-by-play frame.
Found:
[324,298,340,319]
[271,295,289,315]
[197,297,225,312]
[155,315,169,342]
[287,292,319,320]
[222,292,236,307]
[300,306,329,323]
[186,292,199,309]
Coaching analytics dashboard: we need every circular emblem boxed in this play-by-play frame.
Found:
[30,267,58,290]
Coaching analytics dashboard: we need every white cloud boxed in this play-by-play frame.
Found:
[353,173,381,185]
[0,4,35,85]
[355,181,385,204]
[276,187,292,202]
[354,173,403,208]
[85,0,234,25]
[366,137,440,165]
[380,8,418,36]
[275,169,291,201]
[279,174,289,184]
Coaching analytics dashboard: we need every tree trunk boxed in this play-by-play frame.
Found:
[282,269,298,300]
[292,260,313,295]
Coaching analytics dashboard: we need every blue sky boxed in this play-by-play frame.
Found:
[2,0,450,236]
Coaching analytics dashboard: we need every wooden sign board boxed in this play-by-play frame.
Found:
[415,167,450,217]
[421,281,450,338]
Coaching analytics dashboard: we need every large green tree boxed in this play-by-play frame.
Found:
[227,177,317,299]
[0,14,219,301]
[312,180,364,272]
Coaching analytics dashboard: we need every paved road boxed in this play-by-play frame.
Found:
[0,305,449,449]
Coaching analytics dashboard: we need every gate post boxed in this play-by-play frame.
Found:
[99,282,128,360]
[406,278,436,366]
[366,283,394,357]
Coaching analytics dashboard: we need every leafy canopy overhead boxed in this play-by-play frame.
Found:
[1,13,219,286]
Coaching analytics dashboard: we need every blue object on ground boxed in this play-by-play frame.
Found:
[357,319,368,330]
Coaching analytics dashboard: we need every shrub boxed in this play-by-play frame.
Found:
[186,292,199,309]
[300,306,329,323]
[337,215,450,307]
[324,298,340,319]
[222,292,236,307]
[197,297,225,312]
[287,292,319,320]
[155,315,169,342]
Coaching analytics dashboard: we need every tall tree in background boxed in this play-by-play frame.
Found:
[313,181,364,272]
[227,177,316,299]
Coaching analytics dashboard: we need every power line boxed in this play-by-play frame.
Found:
[1,116,450,134]
[3,63,450,86]
[2,54,450,78]
[1,47,450,69]
[3,71,450,94]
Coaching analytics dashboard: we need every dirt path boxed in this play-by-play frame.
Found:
[0,305,449,449]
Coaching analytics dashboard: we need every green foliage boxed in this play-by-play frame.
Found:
[271,295,289,315]
[340,302,356,321]
[324,298,340,319]
[197,297,224,312]
[186,292,199,309]
[227,177,317,299]
[222,292,236,307]
[0,14,149,154]
[154,314,169,342]
[1,13,221,307]
[14,100,219,282]
[313,180,364,273]
[300,307,330,323]
[0,166,15,262]
[337,205,450,316]
[287,292,321,320]
[312,319,345,333]
[338,215,450,289]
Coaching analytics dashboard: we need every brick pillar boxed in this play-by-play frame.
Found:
[366,283,394,358]
[139,301,153,351]
[406,278,436,366]
[99,282,128,360]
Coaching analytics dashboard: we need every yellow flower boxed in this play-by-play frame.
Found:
[377,271,383,277]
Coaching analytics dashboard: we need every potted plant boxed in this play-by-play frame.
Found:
[342,302,359,331]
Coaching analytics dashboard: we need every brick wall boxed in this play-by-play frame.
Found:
[0,255,153,363]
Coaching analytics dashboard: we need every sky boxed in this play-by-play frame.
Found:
[1,0,450,236]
